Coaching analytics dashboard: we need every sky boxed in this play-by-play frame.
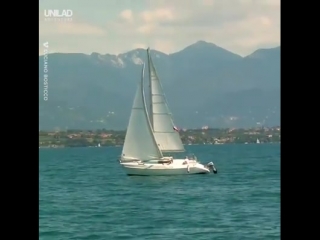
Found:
[39,0,280,56]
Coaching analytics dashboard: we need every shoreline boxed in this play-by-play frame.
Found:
[39,142,280,149]
[39,127,280,148]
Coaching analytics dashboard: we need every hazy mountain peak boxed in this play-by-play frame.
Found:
[90,52,101,56]
[180,40,218,52]
[170,40,242,61]
[89,52,125,67]
[194,40,217,47]
[118,49,145,65]
[117,48,168,65]
[246,46,280,59]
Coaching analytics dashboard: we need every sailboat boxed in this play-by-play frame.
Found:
[119,48,217,176]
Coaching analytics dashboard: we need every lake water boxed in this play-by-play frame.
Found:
[39,144,280,240]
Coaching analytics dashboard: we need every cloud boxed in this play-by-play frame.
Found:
[42,22,105,36]
[140,8,174,23]
[118,0,279,55]
[137,24,155,34]
[39,0,280,56]
[153,40,175,53]
[136,8,175,34]
[202,0,214,6]
[133,43,148,49]
[120,9,133,23]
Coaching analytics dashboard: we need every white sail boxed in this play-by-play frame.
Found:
[147,48,185,153]
[121,64,163,161]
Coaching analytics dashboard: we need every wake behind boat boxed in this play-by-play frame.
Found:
[119,48,217,176]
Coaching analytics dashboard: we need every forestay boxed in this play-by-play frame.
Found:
[147,48,185,153]
[121,64,163,161]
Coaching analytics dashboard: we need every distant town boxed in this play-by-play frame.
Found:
[39,126,280,148]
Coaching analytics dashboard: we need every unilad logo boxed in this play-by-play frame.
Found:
[44,9,73,22]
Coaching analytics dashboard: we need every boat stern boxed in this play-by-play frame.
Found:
[205,161,218,174]
[193,163,211,173]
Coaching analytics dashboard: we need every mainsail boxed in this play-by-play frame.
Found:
[121,64,163,161]
[146,48,185,153]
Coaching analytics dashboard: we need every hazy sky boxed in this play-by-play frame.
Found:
[39,0,280,56]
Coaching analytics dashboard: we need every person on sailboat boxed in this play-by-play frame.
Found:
[184,156,190,173]
[183,156,189,164]
[183,156,190,173]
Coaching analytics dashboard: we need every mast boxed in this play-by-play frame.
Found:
[147,47,153,128]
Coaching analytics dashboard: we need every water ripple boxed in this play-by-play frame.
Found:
[40,144,280,240]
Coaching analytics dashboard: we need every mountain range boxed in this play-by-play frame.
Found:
[39,40,280,130]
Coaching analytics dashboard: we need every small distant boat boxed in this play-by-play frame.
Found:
[98,143,101,147]
[119,48,217,176]
[256,138,260,144]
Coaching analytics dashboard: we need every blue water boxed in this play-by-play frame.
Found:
[39,144,280,240]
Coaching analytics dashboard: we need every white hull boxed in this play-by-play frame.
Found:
[120,159,211,176]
